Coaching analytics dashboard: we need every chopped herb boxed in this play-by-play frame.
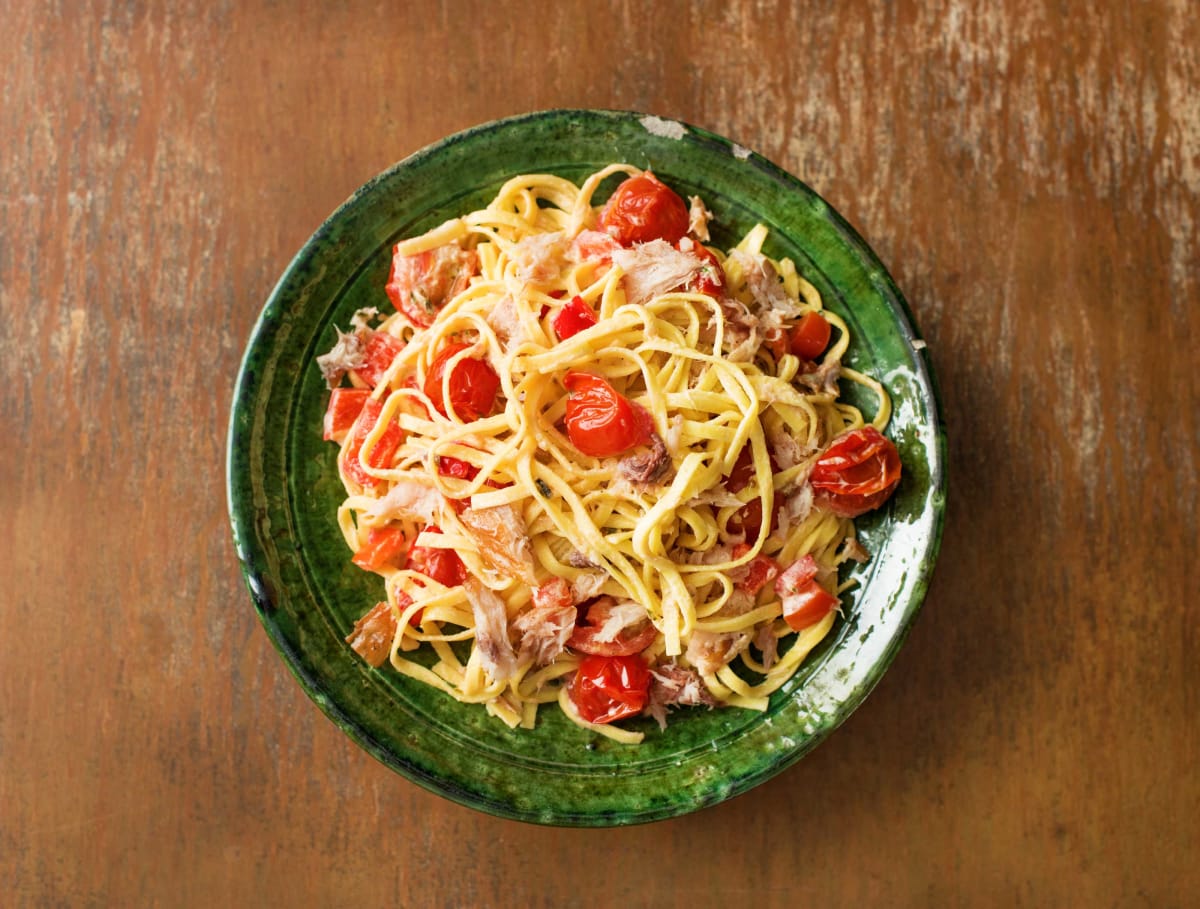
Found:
[535,478,552,498]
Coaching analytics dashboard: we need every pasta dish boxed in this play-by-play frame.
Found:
[316,165,901,744]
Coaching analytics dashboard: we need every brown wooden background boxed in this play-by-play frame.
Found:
[3,1,1197,906]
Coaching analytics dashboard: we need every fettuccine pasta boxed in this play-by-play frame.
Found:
[317,165,901,744]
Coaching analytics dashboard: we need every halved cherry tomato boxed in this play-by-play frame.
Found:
[342,396,403,490]
[386,243,479,328]
[568,599,658,656]
[810,426,902,517]
[323,388,370,442]
[407,527,467,588]
[774,554,838,630]
[552,295,598,340]
[351,525,409,574]
[789,311,832,360]
[730,543,780,595]
[568,653,652,724]
[563,371,653,458]
[424,343,500,422]
[598,172,689,246]
[685,243,726,296]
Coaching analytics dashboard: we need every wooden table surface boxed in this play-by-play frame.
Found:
[4,2,1197,906]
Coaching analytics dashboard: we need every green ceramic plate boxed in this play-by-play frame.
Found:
[227,110,946,826]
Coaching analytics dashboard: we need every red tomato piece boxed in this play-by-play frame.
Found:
[730,543,781,595]
[394,591,423,628]
[552,295,599,340]
[562,371,653,458]
[789,311,832,360]
[810,426,902,517]
[323,388,370,442]
[436,455,480,481]
[424,343,500,422]
[685,243,727,296]
[351,525,409,574]
[723,444,782,541]
[598,172,689,246]
[762,327,789,362]
[353,331,405,388]
[775,555,819,596]
[408,527,468,588]
[386,243,479,328]
[568,653,652,724]
[780,580,840,631]
[568,599,658,656]
[342,397,403,490]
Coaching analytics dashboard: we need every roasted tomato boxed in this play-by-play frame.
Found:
[341,396,403,490]
[774,554,839,630]
[568,599,658,656]
[552,295,598,340]
[407,527,468,588]
[353,331,405,388]
[810,426,902,517]
[685,243,726,296]
[424,343,500,422]
[386,243,478,328]
[323,388,370,442]
[788,311,832,361]
[598,172,689,246]
[351,525,408,574]
[723,444,782,541]
[568,653,652,724]
[563,371,653,458]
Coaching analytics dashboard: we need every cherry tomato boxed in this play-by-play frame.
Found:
[351,525,409,574]
[323,387,370,442]
[407,526,467,588]
[780,581,839,631]
[386,243,479,328]
[568,599,658,656]
[685,243,726,296]
[354,331,405,388]
[788,311,832,360]
[774,555,838,630]
[563,371,653,458]
[552,295,598,340]
[568,653,652,724]
[730,544,780,595]
[598,172,689,246]
[341,396,403,491]
[424,343,500,422]
[436,455,480,481]
[810,426,902,517]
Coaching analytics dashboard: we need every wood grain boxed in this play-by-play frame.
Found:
[2,1,1196,905]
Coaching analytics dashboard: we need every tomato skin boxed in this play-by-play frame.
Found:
[789,311,832,361]
[598,172,689,246]
[323,388,370,442]
[436,455,480,481]
[685,244,726,296]
[354,331,405,388]
[424,343,500,422]
[810,426,902,517]
[730,544,781,595]
[568,600,658,656]
[408,526,467,588]
[568,653,652,724]
[780,580,839,631]
[351,525,409,574]
[723,445,782,541]
[563,371,653,458]
[342,397,403,490]
[552,295,598,340]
